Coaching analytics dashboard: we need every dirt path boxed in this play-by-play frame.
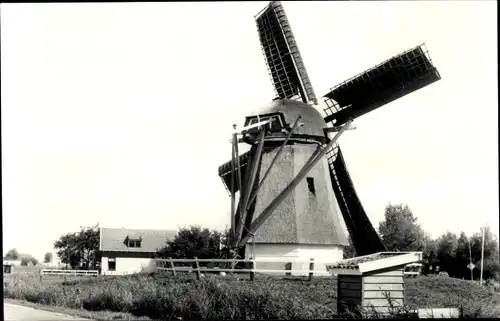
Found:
[3,302,89,320]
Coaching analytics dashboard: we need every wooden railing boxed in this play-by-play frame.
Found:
[40,269,99,277]
[155,257,334,281]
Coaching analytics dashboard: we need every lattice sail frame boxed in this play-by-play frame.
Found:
[255,1,317,104]
[322,44,441,126]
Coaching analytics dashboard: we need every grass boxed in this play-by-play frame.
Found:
[4,273,500,320]
[405,275,500,318]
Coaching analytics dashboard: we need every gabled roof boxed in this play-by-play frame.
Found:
[99,227,177,253]
[326,251,423,275]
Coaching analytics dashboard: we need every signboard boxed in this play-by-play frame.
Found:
[467,262,475,270]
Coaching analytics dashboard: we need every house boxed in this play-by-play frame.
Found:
[3,263,13,274]
[99,227,177,275]
[3,260,22,266]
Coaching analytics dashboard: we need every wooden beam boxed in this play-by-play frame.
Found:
[230,130,237,243]
[236,128,266,245]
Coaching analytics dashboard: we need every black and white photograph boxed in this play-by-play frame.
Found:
[2,1,498,320]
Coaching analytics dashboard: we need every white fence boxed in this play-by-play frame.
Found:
[155,257,333,280]
[40,269,99,277]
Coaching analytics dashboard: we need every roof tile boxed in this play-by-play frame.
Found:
[100,228,177,253]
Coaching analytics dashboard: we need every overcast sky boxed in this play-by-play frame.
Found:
[2,1,498,261]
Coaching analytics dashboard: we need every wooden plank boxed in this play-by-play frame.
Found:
[339,275,362,283]
[363,276,403,284]
[363,298,403,307]
[358,252,422,274]
[331,268,362,275]
[364,283,404,291]
[338,297,361,305]
[363,290,404,299]
[339,289,361,298]
[339,282,362,290]
[158,267,330,275]
[367,270,403,277]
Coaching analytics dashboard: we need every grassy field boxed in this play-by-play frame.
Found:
[4,272,500,320]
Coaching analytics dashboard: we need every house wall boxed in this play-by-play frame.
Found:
[3,260,22,266]
[100,251,157,276]
[245,243,344,276]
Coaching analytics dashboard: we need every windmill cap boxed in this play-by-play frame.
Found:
[246,99,326,137]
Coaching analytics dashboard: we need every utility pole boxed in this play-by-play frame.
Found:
[468,237,473,281]
[480,226,485,286]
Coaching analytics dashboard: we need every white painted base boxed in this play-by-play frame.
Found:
[245,243,344,276]
[418,308,460,319]
[101,256,157,276]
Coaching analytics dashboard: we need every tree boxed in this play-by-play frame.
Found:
[53,224,100,270]
[54,233,82,269]
[436,231,459,277]
[378,203,426,252]
[421,233,438,274]
[19,254,38,266]
[454,232,471,279]
[481,258,500,281]
[4,248,20,260]
[469,226,499,280]
[44,252,53,264]
[158,225,224,260]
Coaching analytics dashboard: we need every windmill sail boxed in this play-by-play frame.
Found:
[326,145,386,256]
[255,1,317,104]
[321,44,440,255]
[218,150,252,194]
[323,44,441,126]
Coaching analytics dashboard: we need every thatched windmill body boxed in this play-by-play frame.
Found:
[217,1,440,273]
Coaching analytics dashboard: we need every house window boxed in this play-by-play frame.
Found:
[306,177,316,195]
[108,258,116,271]
[127,239,141,248]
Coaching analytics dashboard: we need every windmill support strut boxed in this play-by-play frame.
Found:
[239,119,353,247]
[246,116,302,211]
[233,128,267,248]
[234,136,243,199]
[230,129,238,243]
[231,130,243,247]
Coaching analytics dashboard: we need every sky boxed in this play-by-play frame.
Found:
[1,1,498,261]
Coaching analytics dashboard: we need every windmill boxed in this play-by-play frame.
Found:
[217,1,440,270]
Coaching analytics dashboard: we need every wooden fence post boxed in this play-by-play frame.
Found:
[285,262,292,276]
[168,257,176,277]
[249,258,255,281]
[308,258,314,282]
[193,257,201,280]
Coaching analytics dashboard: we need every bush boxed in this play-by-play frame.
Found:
[20,256,38,266]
